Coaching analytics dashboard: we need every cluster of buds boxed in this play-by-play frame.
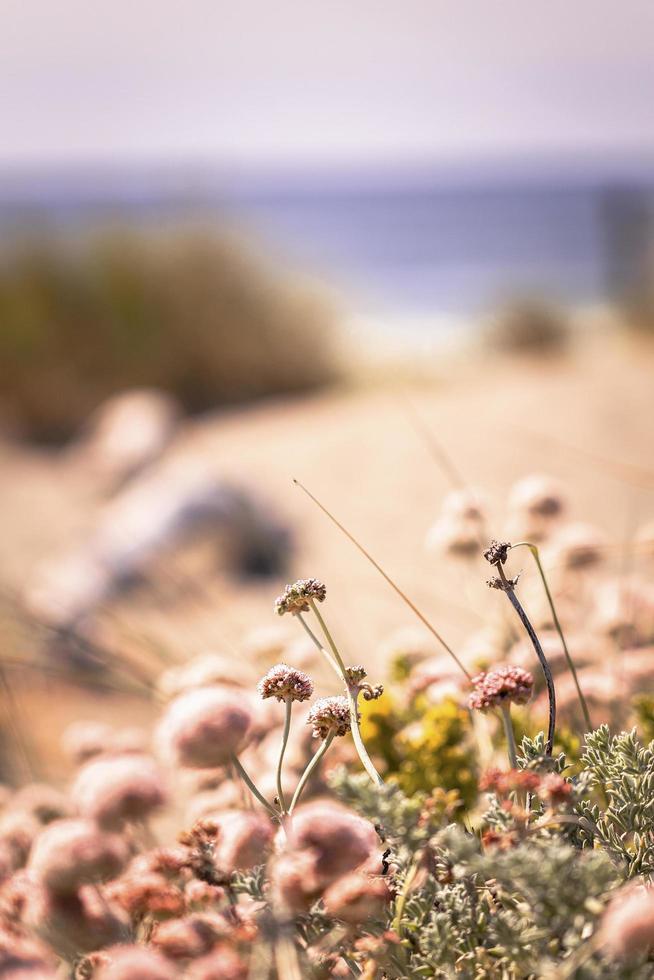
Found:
[469,666,534,712]
[345,665,384,702]
[274,578,326,616]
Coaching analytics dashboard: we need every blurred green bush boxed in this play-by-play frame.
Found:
[0,230,339,441]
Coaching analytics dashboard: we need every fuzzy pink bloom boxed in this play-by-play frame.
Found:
[157,687,252,769]
[11,784,72,826]
[25,884,128,961]
[548,522,607,570]
[158,653,256,701]
[29,819,128,894]
[185,947,248,980]
[425,515,480,559]
[71,754,167,829]
[151,914,222,960]
[323,871,392,924]
[95,945,177,980]
[508,475,566,519]
[61,721,114,765]
[599,883,654,960]
[469,666,534,712]
[290,801,379,876]
[0,812,41,873]
[257,663,313,703]
[210,811,274,873]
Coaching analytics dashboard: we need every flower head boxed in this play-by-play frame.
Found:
[469,666,534,712]
[599,883,654,960]
[29,818,128,894]
[274,578,326,616]
[71,755,167,829]
[257,663,314,702]
[307,695,352,739]
[95,945,178,980]
[156,686,252,769]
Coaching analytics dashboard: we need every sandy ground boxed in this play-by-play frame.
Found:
[0,329,653,776]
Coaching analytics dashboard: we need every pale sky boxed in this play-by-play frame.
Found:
[2,0,654,168]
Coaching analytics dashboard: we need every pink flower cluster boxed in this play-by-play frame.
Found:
[469,666,534,711]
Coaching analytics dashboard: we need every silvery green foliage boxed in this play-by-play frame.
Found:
[577,726,654,878]
[331,741,654,979]
[518,731,567,774]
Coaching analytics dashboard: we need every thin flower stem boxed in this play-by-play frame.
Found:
[295,613,342,682]
[293,479,471,680]
[497,564,556,756]
[511,541,593,733]
[276,698,293,815]
[308,601,347,674]
[500,703,518,769]
[309,600,383,786]
[289,732,335,813]
[347,685,384,786]
[231,755,279,817]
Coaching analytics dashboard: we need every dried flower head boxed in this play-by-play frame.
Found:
[469,666,534,712]
[71,754,167,829]
[105,872,185,921]
[307,696,353,739]
[274,578,326,616]
[548,522,607,570]
[483,540,511,566]
[157,686,252,769]
[257,663,314,702]
[29,819,128,895]
[25,885,128,961]
[151,914,221,960]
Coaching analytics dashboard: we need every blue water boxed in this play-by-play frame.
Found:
[2,166,654,316]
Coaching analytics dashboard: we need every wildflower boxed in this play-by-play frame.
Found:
[323,872,392,924]
[539,772,572,805]
[274,578,326,616]
[95,944,178,980]
[157,686,252,769]
[185,879,225,907]
[211,810,274,873]
[469,666,534,712]
[479,769,540,796]
[72,754,167,829]
[29,819,128,894]
[185,946,248,980]
[442,489,486,523]
[151,915,221,960]
[598,883,654,960]
[257,663,313,702]
[307,695,353,739]
[288,801,379,883]
[426,516,480,559]
[25,885,128,960]
[548,522,607,569]
[508,474,566,518]
[105,872,185,921]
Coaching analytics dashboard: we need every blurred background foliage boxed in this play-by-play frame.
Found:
[0,230,339,442]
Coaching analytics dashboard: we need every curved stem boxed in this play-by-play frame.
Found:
[511,541,592,732]
[497,564,556,756]
[289,732,335,813]
[276,698,293,814]
[347,685,383,786]
[231,755,279,817]
[295,612,342,682]
[500,703,518,769]
[309,600,383,786]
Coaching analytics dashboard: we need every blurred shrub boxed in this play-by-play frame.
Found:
[485,298,569,355]
[0,230,339,441]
